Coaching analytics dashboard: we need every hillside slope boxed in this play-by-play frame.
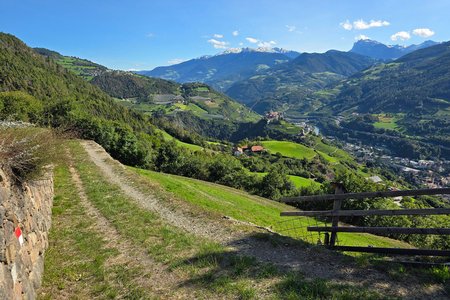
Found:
[40,139,446,299]
[226,50,376,114]
[0,32,162,166]
[320,41,450,157]
[92,71,260,122]
[34,48,260,123]
[33,47,107,80]
[329,41,450,114]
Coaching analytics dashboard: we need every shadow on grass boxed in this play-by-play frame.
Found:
[170,232,404,299]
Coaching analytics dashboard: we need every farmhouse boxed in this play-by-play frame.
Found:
[233,147,244,156]
[233,145,265,156]
[265,111,281,120]
[250,145,264,153]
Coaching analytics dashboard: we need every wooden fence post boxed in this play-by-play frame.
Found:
[329,183,345,247]
[280,188,450,256]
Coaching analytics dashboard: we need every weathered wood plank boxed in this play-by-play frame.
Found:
[280,208,450,217]
[281,187,450,203]
[332,246,450,256]
[329,185,344,247]
[307,226,450,235]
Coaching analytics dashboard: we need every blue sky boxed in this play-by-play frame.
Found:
[1,0,449,70]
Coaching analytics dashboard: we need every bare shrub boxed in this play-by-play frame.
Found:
[0,127,57,182]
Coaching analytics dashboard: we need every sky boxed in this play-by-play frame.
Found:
[1,0,450,70]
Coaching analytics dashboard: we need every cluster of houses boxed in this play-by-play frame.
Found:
[233,145,265,156]
[294,122,317,136]
[265,111,282,123]
[342,141,450,190]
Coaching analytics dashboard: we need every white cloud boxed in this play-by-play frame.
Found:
[239,42,244,46]
[232,30,239,36]
[353,19,390,30]
[207,38,229,49]
[146,33,155,38]
[412,28,435,38]
[258,40,276,47]
[213,33,224,39]
[340,20,353,30]
[341,19,390,31]
[246,37,259,43]
[391,31,411,41]
[355,34,370,41]
[286,25,296,32]
[167,58,186,65]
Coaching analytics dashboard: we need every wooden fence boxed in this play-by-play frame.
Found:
[280,187,450,256]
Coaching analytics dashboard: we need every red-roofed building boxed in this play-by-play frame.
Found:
[251,145,264,153]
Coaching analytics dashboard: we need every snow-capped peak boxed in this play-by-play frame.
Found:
[218,47,294,56]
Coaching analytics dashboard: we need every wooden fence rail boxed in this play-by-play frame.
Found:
[281,187,450,203]
[280,208,450,217]
[280,186,450,256]
[307,226,450,235]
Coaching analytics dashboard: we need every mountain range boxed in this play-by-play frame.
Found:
[137,39,440,116]
[349,39,440,60]
[137,47,300,91]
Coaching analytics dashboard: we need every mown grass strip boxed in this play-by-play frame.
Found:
[261,140,317,160]
[39,159,147,299]
[69,141,263,298]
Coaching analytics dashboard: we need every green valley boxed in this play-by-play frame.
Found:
[1,25,450,300]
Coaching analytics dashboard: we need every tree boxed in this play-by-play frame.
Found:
[260,169,295,200]
[0,91,43,123]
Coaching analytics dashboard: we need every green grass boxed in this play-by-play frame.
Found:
[261,140,317,160]
[39,155,147,299]
[250,172,321,189]
[195,86,209,92]
[156,128,208,152]
[177,140,206,151]
[268,120,302,135]
[311,137,353,163]
[187,103,209,115]
[373,114,402,131]
[130,167,410,248]
[317,150,338,163]
[288,175,321,189]
[66,142,256,298]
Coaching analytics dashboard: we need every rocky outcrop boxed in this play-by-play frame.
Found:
[0,168,53,299]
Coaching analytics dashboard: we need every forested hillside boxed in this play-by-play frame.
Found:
[226,50,376,114]
[328,41,450,114]
[90,71,180,99]
[317,41,450,158]
[33,47,107,80]
[91,71,260,123]
[0,32,160,166]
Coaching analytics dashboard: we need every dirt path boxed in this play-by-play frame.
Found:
[68,162,191,299]
[80,140,446,299]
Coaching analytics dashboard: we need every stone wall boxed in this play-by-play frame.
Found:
[0,168,53,299]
